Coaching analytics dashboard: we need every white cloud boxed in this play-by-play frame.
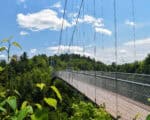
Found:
[50,1,65,14]
[48,45,83,53]
[30,49,37,54]
[0,54,6,59]
[125,20,136,27]
[124,38,150,46]
[95,27,112,36]
[20,31,29,36]
[27,38,149,65]
[51,1,61,8]
[17,9,111,35]
[78,15,104,27]
[71,14,111,36]
[47,45,94,58]
[119,49,127,54]
[17,9,71,31]
[94,38,150,64]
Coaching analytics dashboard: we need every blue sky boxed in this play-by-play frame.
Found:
[0,0,150,64]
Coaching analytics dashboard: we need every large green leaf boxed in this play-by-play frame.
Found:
[6,96,17,112]
[0,46,6,52]
[12,42,22,49]
[36,83,46,90]
[17,105,33,120]
[44,97,57,109]
[51,86,62,102]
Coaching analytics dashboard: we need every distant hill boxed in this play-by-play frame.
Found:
[50,53,150,74]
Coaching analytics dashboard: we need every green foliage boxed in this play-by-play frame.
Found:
[0,106,6,113]
[12,42,22,49]
[51,86,62,102]
[50,53,150,74]
[0,66,4,72]
[0,46,6,52]
[0,82,61,119]
[17,105,33,120]
[0,36,22,62]
[0,52,115,119]
[35,103,42,110]
[31,109,49,120]
[0,96,33,120]
[36,83,46,90]
[21,101,28,110]
[44,97,57,109]
[70,101,112,120]
[146,115,150,120]
[6,96,17,112]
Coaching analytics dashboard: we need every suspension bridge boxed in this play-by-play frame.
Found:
[53,0,150,119]
[52,71,150,120]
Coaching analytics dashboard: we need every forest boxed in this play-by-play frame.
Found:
[0,52,113,120]
[50,53,150,74]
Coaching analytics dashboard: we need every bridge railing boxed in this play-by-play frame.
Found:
[56,70,150,106]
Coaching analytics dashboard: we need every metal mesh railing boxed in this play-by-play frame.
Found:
[56,71,150,106]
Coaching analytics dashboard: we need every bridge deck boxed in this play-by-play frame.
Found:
[56,71,150,120]
[77,80,149,120]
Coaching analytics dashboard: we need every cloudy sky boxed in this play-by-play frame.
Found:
[0,0,150,64]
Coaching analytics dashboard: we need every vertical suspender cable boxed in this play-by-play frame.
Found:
[100,0,104,51]
[93,0,97,103]
[113,0,119,118]
[100,0,104,70]
[131,0,136,106]
[131,0,136,61]
[82,0,86,70]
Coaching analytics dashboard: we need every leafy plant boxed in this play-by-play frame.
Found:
[0,96,33,120]
[70,101,112,120]
[51,86,62,102]
[44,97,57,109]
[0,66,4,72]
[0,36,22,62]
[0,82,62,119]
[35,83,62,109]
[146,115,150,120]
[36,83,46,90]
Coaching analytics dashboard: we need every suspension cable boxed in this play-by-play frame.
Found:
[57,0,68,54]
[100,0,104,51]
[68,0,84,51]
[67,0,84,71]
[131,0,136,61]
[93,0,97,103]
[113,0,119,118]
